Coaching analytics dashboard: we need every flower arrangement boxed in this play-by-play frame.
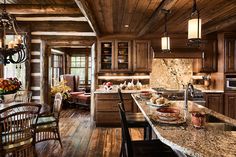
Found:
[51,80,71,100]
[0,77,21,95]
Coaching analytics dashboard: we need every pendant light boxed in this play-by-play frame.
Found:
[161,9,170,52]
[188,0,201,45]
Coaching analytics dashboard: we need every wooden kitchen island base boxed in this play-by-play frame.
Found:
[94,90,144,126]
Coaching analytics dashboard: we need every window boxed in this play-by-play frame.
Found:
[70,55,91,85]
[51,54,63,86]
[4,35,26,89]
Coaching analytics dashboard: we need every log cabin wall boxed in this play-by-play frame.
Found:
[30,38,41,102]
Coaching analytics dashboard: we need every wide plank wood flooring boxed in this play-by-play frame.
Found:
[36,108,143,157]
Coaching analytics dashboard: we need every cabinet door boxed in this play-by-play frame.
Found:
[224,93,236,119]
[114,40,131,71]
[200,39,218,72]
[204,93,223,114]
[133,40,152,72]
[225,38,236,73]
[98,41,114,72]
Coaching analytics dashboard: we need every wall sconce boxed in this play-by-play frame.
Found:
[188,0,202,47]
[161,9,171,52]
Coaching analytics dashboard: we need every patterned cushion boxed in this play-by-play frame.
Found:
[36,116,57,129]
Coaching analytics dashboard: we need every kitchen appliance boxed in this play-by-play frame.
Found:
[225,75,236,90]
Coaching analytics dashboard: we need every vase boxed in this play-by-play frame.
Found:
[1,93,16,103]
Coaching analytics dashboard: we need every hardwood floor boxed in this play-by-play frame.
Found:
[36,108,143,157]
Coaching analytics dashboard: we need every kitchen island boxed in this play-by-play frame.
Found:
[94,88,154,126]
[132,93,236,157]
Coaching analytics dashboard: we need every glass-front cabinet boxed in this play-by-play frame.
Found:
[115,41,131,71]
[98,40,131,72]
[98,41,113,71]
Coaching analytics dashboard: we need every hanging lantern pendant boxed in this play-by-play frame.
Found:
[188,0,202,46]
[161,9,171,52]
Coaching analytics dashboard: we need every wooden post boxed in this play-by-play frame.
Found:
[25,32,31,90]
[90,43,96,119]
[40,40,49,104]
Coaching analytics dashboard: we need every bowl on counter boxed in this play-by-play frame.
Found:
[140,91,152,99]
[156,107,180,121]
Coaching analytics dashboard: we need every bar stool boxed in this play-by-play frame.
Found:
[118,88,151,140]
[118,103,178,157]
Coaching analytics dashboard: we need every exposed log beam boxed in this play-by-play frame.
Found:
[203,14,236,35]
[16,16,87,22]
[31,36,96,41]
[31,31,96,36]
[46,40,95,46]
[138,0,178,37]
[18,21,93,32]
[75,0,101,37]
[2,4,81,15]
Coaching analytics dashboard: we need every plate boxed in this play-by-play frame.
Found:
[150,114,185,124]
[146,101,169,108]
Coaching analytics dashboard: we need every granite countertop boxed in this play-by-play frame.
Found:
[132,93,236,157]
[94,87,155,94]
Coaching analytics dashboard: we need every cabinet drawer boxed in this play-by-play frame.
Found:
[96,112,120,126]
[96,100,133,112]
[96,93,131,100]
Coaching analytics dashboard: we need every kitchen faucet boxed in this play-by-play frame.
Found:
[184,83,194,119]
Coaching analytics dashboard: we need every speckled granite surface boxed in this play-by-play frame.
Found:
[132,94,236,157]
[94,88,155,94]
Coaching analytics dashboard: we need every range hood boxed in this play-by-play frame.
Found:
[153,48,202,59]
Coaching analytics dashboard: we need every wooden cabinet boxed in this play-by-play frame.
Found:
[204,93,223,114]
[115,41,131,71]
[224,36,236,73]
[98,41,114,71]
[133,40,152,72]
[95,93,134,126]
[200,38,218,72]
[98,40,131,72]
[224,93,236,119]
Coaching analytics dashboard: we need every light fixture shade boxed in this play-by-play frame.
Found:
[161,36,170,51]
[188,18,202,40]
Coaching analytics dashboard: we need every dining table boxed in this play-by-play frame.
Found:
[0,101,50,114]
[131,93,236,157]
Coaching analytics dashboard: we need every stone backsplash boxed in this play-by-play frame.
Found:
[150,59,193,89]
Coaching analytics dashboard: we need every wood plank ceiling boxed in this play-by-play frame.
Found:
[85,0,236,37]
[1,0,236,43]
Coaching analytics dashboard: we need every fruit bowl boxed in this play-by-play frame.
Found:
[140,91,152,99]
[156,107,180,121]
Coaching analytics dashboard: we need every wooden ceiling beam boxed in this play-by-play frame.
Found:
[2,4,81,15]
[75,0,101,37]
[18,21,93,32]
[137,0,178,37]
[203,14,236,35]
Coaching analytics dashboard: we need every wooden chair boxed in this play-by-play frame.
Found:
[117,88,151,140]
[118,103,178,157]
[0,103,41,157]
[34,92,63,147]
[14,90,32,102]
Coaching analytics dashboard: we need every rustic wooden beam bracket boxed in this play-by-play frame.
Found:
[138,0,178,37]
[75,0,101,37]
